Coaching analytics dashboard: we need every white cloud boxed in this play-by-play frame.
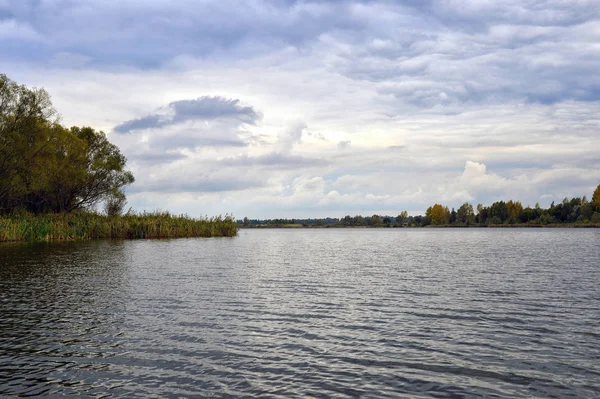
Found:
[276,122,306,153]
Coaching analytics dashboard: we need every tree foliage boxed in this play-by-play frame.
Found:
[592,184,600,211]
[396,210,409,225]
[104,189,128,217]
[457,202,475,225]
[0,74,134,214]
[426,204,448,225]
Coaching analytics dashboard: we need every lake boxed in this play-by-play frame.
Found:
[1,229,599,398]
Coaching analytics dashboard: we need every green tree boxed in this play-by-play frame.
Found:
[476,204,487,225]
[457,202,475,225]
[580,202,594,221]
[489,201,509,223]
[449,207,457,224]
[368,214,382,227]
[519,207,536,223]
[25,124,88,213]
[592,184,600,210]
[396,210,408,226]
[64,126,134,212]
[0,75,134,214]
[0,74,59,211]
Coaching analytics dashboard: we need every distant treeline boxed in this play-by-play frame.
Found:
[239,186,600,228]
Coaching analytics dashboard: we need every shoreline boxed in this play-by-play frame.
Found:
[239,224,600,229]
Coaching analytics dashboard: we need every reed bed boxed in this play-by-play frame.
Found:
[0,211,238,242]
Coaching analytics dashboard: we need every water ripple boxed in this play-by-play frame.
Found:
[1,230,600,398]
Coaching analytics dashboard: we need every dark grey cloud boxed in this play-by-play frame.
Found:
[340,36,600,106]
[3,1,600,107]
[171,98,258,124]
[0,0,367,67]
[430,1,600,28]
[114,115,163,134]
[322,2,600,106]
[114,96,259,134]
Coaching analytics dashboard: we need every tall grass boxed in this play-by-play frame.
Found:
[0,211,238,242]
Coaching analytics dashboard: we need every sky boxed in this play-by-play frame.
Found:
[1,0,599,218]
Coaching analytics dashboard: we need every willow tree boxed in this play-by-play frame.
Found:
[0,74,134,214]
[0,74,58,210]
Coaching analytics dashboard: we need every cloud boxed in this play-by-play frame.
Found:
[49,51,92,68]
[276,122,306,153]
[3,0,600,217]
[337,140,351,149]
[6,1,600,107]
[439,161,600,207]
[110,96,261,177]
[0,18,40,40]
[0,0,366,67]
[170,97,258,124]
[293,176,326,194]
[128,151,188,164]
[318,3,600,106]
[127,167,266,194]
[114,96,259,134]
[114,114,164,134]
[307,131,327,141]
[219,152,328,168]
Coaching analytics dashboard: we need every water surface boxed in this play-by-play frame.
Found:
[1,229,599,398]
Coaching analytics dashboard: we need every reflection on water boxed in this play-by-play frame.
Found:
[1,229,600,398]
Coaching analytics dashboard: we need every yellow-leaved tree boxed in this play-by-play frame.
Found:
[426,204,448,225]
[592,184,600,211]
